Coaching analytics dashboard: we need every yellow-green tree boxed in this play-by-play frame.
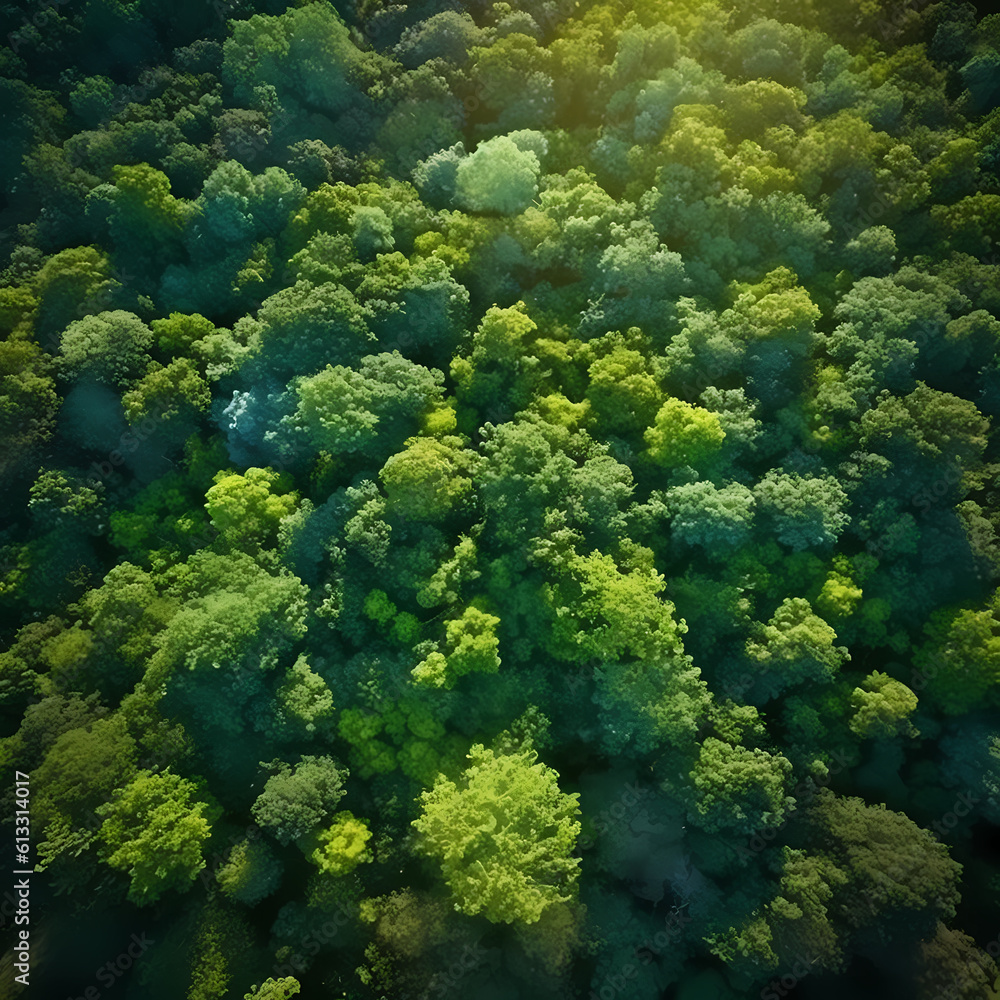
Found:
[96,769,221,905]
[412,744,581,924]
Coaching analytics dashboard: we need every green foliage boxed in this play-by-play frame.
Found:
[912,589,1000,715]
[0,340,58,476]
[150,550,309,680]
[58,310,153,388]
[274,655,335,740]
[644,397,726,467]
[222,1,366,115]
[744,598,850,702]
[251,756,348,846]
[752,470,850,551]
[412,743,581,924]
[381,434,477,522]
[415,534,480,608]
[663,480,756,550]
[304,811,373,875]
[849,671,918,739]
[284,352,444,462]
[121,357,210,424]
[216,836,284,906]
[679,737,794,835]
[916,923,1000,1000]
[803,789,963,936]
[594,651,711,754]
[96,769,221,906]
[412,604,501,689]
[543,548,686,663]
[205,467,299,554]
[455,135,542,214]
[187,900,255,1000]
[244,979,301,1000]
[2,3,999,995]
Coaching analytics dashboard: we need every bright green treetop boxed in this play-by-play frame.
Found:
[96,768,221,906]
[304,811,373,876]
[412,743,581,924]
[644,397,726,467]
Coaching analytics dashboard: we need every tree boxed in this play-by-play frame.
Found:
[752,470,851,551]
[412,743,581,924]
[801,789,963,944]
[465,33,555,131]
[32,715,137,836]
[762,847,848,974]
[911,590,1000,715]
[859,382,989,469]
[352,251,470,354]
[273,655,335,741]
[455,135,542,215]
[192,162,305,251]
[120,357,210,449]
[204,467,299,555]
[729,17,805,85]
[450,300,546,415]
[593,651,711,756]
[251,755,348,846]
[58,310,153,388]
[28,245,126,344]
[596,219,688,304]
[916,922,1000,1000]
[542,549,687,663]
[585,342,663,436]
[96,768,221,906]
[415,534,480,609]
[662,480,756,552]
[216,835,284,906]
[240,279,375,381]
[848,671,918,739]
[644,397,726,468]
[939,719,1000,827]
[283,352,444,464]
[304,811,373,875]
[678,737,794,836]
[221,1,368,117]
[843,225,897,277]
[381,434,478,522]
[244,979,301,1000]
[150,550,309,689]
[96,163,190,277]
[744,598,850,703]
[412,604,501,689]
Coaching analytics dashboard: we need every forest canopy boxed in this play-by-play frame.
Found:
[2,0,1000,999]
